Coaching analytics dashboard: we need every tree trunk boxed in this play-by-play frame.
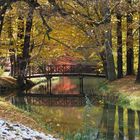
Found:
[0,5,8,37]
[7,15,15,76]
[136,14,140,82]
[100,50,108,78]
[102,0,116,81]
[116,13,123,78]
[17,7,34,89]
[16,14,25,89]
[126,0,134,75]
[105,30,116,81]
[0,13,5,37]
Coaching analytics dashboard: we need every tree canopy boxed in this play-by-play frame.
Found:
[0,0,140,85]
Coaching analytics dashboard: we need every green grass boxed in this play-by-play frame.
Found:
[0,67,4,76]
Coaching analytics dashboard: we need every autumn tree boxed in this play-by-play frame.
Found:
[52,0,117,80]
[16,5,34,88]
[0,0,53,88]
[1,0,140,85]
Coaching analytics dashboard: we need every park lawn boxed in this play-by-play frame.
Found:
[109,76,140,97]
[107,76,140,110]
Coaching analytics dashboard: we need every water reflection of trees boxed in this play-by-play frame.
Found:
[10,95,140,140]
[118,106,123,140]
[97,104,139,140]
[128,109,135,140]
[97,104,116,140]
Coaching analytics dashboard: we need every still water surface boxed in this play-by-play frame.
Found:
[8,77,140,140]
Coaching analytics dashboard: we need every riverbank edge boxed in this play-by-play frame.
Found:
[101,76,140,110]
[0,76,36,92]
[0,97,61,140]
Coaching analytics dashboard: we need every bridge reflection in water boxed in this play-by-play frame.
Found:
[9,94,140,140]
[10,95,86,107]
[27,76,85,95]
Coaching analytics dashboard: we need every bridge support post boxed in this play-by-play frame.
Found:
[79,76,84,95]
[47,76,52,95]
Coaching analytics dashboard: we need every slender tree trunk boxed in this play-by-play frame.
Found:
[116,13,123,78]
[8,16,16,76]
[0,13,5,37]
[104,30,116,81]
[102,0,116,81]
[0,5,8,37]
[16,14,24,88]
[100,50,108,78]
[126,0,134,75]
[23,6,34,60]
[136,14,140,82]
[17,7,34,89]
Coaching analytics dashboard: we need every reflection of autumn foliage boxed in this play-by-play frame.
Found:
[52,77,79,95]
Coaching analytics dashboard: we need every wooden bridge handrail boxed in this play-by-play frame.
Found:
[12,64,103,77]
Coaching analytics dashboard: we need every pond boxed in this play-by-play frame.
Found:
[6,77,140,140]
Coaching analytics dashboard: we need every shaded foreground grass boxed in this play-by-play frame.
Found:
[0,97,60,139]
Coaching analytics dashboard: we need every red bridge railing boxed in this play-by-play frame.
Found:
[27,64,102,76]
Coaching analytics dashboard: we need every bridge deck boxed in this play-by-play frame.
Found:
[25,73,106,78]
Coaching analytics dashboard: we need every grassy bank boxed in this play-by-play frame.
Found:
[0,97,45,131]
[0,76,17,89]
[103,76,140,110]
[0,97,60,139]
